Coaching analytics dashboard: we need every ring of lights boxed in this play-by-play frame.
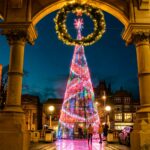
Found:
[54,3,106,46]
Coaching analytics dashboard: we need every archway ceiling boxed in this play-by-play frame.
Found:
[32,0,129,27]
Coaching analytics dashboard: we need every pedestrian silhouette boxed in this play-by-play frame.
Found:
[87,124,93,145]
[98,124,103,143]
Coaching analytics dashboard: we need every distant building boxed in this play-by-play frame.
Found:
[94,80,112,123]
[94,80,112,99]
[111,88,140,130]
[94,81,140,131]
[21,94,42,131]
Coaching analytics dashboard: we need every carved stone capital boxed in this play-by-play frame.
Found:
[122,23,150,45]
[3,30,28,45]
[0,22,37,45]
[131,32,150,44]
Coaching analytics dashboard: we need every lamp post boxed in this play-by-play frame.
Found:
[48,105,55,129]
[102,91,106,107]
[105,105,111,128]
[101,91,107,124]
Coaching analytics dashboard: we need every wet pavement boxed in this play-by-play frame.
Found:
[30,139,130,150]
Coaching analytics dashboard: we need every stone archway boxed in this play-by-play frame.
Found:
[31,0,129,27]
[0,0,150,150]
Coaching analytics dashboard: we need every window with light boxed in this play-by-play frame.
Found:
[124,113,132,122]
[115,113,122,121]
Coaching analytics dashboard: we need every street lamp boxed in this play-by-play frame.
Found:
[105,105,111,129]
[102,91,106,107]
[48,105,55,128]
[105,105,111,112]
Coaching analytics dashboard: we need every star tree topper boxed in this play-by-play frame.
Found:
[74,18,84,31]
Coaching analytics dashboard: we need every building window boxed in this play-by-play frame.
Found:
[124,97,130,104]
[124,105,130,111]
[33,113,36,124]
[115,97,121,103]
[124,113,132,122]
[115,113,122,121]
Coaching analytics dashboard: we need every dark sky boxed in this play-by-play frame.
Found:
[0,11,139,102]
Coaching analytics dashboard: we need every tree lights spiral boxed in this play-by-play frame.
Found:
[58,17,100,138]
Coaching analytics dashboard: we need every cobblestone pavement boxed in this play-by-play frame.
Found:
[30,139,130,150]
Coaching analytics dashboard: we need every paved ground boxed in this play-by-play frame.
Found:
[30,139,130,150]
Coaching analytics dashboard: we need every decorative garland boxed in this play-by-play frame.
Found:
[54,3,106,46]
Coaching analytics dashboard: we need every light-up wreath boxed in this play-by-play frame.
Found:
[54,3,106,46]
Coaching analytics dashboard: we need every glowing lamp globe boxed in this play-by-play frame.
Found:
[48,105,55,112]
[102,95,106,100]
[105,105,111,112]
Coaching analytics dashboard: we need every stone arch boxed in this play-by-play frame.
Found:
[32,0,129,28]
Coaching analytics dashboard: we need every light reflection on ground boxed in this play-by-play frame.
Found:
[55,139,108,150]
[30,139,130,150]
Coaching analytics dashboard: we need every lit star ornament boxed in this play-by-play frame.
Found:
[74,18,84,31]
[76,8,83,16]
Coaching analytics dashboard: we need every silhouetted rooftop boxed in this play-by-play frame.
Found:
[44,98,63,104]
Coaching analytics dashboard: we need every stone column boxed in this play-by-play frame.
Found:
[4,31,26,112]
[0,30,29,150]
[122,25,150,150]
[134,34,150,110]
[0,23,37,150]
[130,33,150,150]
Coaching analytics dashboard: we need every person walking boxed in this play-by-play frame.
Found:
[87,124,93,145]
[98,124,103,143]
[78,126,83,139]
[103,123,109,141]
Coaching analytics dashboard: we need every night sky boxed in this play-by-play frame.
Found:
[0,11,139,102]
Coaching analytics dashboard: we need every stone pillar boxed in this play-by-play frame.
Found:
[0,31,28,150]
[130,33,150,150]
[4,31,26,112]
[134,34,150,109]
[0,23,37,150]
[122,24,150,150]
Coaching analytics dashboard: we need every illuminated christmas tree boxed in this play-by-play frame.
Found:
[58,17,100,139]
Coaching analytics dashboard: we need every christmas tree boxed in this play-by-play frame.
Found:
[58,17,100,139]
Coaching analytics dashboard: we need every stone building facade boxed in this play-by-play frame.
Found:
[21,94,42,131]
[111,88,140,130]
[94,81,140,130]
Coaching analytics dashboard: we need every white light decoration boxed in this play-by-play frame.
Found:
[48,105,55,112]
[105,105,111,112]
